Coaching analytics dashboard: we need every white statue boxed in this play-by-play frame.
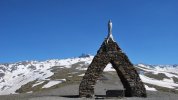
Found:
[108,19,112,36]
[107,20,114,42]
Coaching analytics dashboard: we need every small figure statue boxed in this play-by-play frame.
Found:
[107,20,114,42]
[108,19,112,37]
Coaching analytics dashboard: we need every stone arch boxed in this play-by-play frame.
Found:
[79,38,147,98]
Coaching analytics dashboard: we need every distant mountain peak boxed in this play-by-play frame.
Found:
[79,53,92,58]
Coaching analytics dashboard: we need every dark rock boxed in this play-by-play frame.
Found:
[0,73,5,77]
[27,65,36,70]
[106,90,125,97]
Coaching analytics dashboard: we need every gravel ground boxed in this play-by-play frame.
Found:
[0,83,178,100]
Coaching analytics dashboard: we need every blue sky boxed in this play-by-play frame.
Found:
[0,0,178,64]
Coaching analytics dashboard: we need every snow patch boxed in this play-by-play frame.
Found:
[163,78,174,83]
[76,67,87,70]
[144,85,157,91]
[78,74,85,76]
[104,63,115,71]
[0,56,94,95]
[140,75,178,89]
[42,81,62,88]
[32,81,44,87]
[26,91,33,93]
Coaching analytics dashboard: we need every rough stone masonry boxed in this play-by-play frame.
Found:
[79,20,147,98]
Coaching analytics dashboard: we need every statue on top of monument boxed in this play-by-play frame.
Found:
[108,19,112,35]
[107,20,115,42]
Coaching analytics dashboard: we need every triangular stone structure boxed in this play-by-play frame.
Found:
[79,20,147,98]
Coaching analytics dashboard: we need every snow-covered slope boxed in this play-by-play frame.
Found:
[0,56,178,95]
[0,56,93,95]
[135,64,178,90]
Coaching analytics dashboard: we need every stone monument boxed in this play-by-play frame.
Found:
[79,20,147,98]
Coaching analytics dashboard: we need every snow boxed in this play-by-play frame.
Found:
[144,85,157,91]
[104,63,115,71]
[162,78,174,83]
[76,67,87,70]
[0,61,55,95]
[140,75,178,89]
[137,64,178,78]
[78,74,85,76]
[137,64,150,69]
[58,56,93,68]
[42,81,62,88]
[0,56,94,95]
[56,79,66,81]
[26,91,33,93]
[32,81,44,87]
[76,62,115,71]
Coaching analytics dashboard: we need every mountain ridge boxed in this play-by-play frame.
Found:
[0,55,178,95]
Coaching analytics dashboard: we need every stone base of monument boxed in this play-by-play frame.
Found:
[106,90,125,97]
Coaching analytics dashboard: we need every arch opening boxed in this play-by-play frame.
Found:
[94,63,125,97]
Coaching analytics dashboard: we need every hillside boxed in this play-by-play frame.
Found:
[1,55,178,96]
